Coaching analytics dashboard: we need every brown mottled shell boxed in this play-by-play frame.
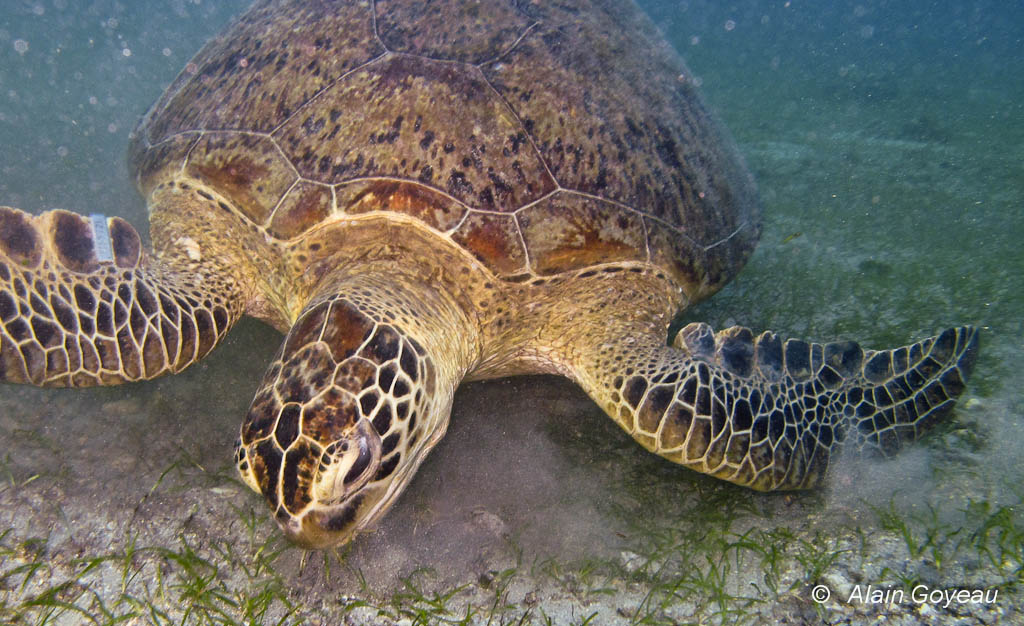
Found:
[129,0,760,296]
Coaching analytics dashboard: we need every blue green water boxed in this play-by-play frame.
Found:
[1,1,1021,623]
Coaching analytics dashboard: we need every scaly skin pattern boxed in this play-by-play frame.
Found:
[512,271,979,493]
[580,319,978,491]
[0,198,246,386]
[236,268,477,549]
[0,0,981,549]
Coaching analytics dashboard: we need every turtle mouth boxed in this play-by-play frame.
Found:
[277,473,411,549]
[277,494,367,549]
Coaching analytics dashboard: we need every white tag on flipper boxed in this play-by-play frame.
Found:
[89,213,114,262]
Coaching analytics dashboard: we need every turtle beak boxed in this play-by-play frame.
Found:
[275,496,366,550]
[271,419,383,549]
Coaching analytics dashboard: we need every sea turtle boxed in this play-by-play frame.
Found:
[0,0,977,550]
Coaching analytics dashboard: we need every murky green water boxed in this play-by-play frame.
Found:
[1,1,1021,623]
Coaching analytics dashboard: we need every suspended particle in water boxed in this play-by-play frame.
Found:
[724,20,736,31]
[108,123,118,133]
[57,146,69,158]
[122,47,132,57]
[13,39,28,55]
[162,47,172,56]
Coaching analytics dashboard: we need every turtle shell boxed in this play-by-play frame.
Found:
[130,0,761,298]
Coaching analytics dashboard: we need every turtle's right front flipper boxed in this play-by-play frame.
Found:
[573,321,979,490]
[0,206,242,387]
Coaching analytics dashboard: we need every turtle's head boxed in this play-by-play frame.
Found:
[235,405,399,549]
[233,292,455,549]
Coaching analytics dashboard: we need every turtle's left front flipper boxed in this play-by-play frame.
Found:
[573,322,979,490]
[0,206,244,387]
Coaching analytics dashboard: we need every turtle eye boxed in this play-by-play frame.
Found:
[342,434,376,486]
[315,419,381,505]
